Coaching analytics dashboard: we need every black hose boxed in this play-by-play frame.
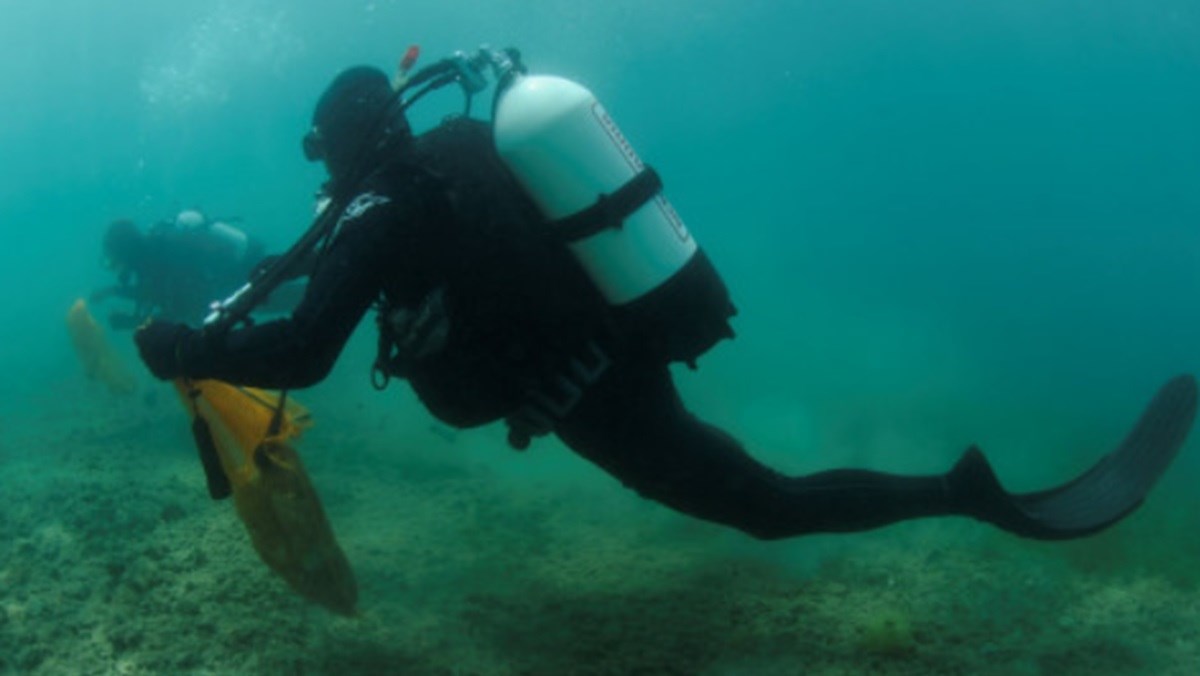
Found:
[204,51,497,336]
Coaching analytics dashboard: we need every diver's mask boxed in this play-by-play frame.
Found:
[302,126,326,162]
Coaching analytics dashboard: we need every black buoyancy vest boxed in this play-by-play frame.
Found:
[381,117,612,427]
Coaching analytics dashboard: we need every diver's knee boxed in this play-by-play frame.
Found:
[626,481,796,540]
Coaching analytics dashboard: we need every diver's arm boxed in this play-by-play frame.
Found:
[173,198,403,389]
[89,284,121,302]
[91,283,144,330]
[90,283,140,303]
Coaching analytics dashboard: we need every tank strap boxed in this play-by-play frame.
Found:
[551,166,663,243]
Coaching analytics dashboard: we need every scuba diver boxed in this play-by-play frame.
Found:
[133,47,1197,541]
[93,210,307,329]
[93,210,266,329]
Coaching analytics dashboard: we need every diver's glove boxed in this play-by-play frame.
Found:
[135,320,194,380]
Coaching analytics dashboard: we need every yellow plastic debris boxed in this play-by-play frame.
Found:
[176,379,358,616]
[65,298,137,395]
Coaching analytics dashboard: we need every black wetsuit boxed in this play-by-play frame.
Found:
[175,118,971,540]
[99,224,265,328]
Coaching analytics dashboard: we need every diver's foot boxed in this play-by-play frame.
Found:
[949,374,1198,540]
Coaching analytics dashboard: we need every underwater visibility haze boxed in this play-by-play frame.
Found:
[2,1,1200,673]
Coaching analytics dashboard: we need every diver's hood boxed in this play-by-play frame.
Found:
[305,66,412,190]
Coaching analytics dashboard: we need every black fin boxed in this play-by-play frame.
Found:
[953,374,1198,540]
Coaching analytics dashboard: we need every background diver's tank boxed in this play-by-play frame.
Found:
[492,74,735,365]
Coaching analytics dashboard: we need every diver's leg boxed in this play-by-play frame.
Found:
[556,365,1197,540]
[556,363,961,539]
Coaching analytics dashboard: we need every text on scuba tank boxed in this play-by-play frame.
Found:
[655,196,690,244]
[591,102,644,174]
[591,103,691,244]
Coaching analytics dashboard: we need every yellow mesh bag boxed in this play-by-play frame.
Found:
[65,298,137,395]
[176,379,357,616]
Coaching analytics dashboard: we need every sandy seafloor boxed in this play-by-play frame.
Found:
[3,370,1199,676]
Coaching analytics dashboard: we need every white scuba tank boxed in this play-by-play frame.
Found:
[208,221,250,261]
[493,74,697,305]
[176,209,251,262]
